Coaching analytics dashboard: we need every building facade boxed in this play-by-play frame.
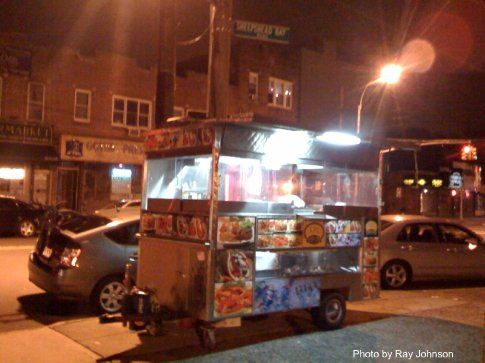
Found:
[0,25,303,212]
[0,34,154,212]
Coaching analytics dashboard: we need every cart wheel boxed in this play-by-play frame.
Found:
[311,292,346,330]
[146,320,163,336]
[196,323,216,350]
[202,327,216,350]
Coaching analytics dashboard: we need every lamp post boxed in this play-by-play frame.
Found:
[318,63,403,146]
[356,64,403,135]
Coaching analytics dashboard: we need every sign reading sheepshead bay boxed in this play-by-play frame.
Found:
[234,20,290,44]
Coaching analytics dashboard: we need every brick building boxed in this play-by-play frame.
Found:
[0,34,154,212]
[0,24,306,212]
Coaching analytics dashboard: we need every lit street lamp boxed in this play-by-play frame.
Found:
[319,63,403,146]
[356,63,403,135]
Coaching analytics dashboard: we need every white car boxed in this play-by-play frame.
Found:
[94,199,141,219]
[380,214,485,289]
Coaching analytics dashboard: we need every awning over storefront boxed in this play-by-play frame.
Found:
[0,142,58,163]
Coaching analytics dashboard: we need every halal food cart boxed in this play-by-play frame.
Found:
[130,120,380,345]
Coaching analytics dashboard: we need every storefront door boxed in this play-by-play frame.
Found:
[33,169,51,205]
[57,168,78,210]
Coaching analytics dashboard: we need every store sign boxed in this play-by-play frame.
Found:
[0,121,52,145]
[0,46,31,75]
[61,135,144,164]
[234,20,290,44]
[449,171,463,188]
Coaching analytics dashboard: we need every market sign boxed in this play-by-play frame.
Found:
[0,121,52,145]
[0,46,31,75]
[60,135,144,164]
[234,20,290,44]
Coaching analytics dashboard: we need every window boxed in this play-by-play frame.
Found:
[438,224,477,245]
[268,77,292,109]
[112,96,151,129]
[105,222,140,245]
[74,89,91,122]
[249,72,258,101]
[397,223,437,243]
[27,82,45,121]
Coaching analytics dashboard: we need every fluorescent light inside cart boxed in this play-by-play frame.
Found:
[263,130,310,165]
[297,164,323,170]
[317,131,361,146]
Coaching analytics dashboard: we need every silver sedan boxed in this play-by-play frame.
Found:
[380,215,485,289]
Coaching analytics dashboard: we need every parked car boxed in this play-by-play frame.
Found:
[380,215,485,289]
[28,213,139,313]
[0,196,46,237]
[94,199,141,219]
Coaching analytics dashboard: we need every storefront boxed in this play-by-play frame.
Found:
[59,135,144,212]
[0,121,58,204]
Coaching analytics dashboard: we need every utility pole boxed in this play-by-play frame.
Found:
[207,0,233,119]
[155,0,176,128]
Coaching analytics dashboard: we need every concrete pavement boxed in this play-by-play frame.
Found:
[46,286,484,362]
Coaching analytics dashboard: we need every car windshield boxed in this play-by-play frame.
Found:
[61,215,112,234]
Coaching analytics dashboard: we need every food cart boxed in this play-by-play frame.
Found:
[129,120,380,346]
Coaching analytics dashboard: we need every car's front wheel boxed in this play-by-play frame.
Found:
[381,261,411,289]
[93,276,126,314]
[18,219,36,238]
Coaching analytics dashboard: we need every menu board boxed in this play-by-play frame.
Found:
[257,218,301,249]
[140,211,209,242]
[217,216,255,249]
[325,220,362,247]
[213,281,253,318]
[145,127,214,152]
[362,237,379,299]
[302,220,326,247]
[254,277,320,314]
[215,250,254,283]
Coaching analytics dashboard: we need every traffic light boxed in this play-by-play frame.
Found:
[461,144,477,161]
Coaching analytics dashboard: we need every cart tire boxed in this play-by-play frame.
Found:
[311,292,346,330]
[202,328,216,350]
[146,320,163,336]
[196,323,216,350]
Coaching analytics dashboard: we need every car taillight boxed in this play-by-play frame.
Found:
[59,247,82,268]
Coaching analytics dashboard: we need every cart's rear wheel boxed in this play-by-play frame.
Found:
[311,292,346,330]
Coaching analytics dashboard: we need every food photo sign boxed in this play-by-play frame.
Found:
[217,216,255,249]
[257,218,302,249]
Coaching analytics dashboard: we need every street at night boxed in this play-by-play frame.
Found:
[0,0,484,362]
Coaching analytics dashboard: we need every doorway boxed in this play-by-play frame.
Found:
[57,167,79,210]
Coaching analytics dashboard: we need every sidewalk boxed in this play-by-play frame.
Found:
[49,287,484,362]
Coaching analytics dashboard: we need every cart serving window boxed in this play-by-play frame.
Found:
[135,121,380,338]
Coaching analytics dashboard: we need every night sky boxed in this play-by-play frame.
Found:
[0,0,484,140]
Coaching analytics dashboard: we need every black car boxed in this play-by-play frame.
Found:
[0,196,46,237]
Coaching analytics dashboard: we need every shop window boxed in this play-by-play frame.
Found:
[74,89,91,122]
[27,82,45,121]
[249,72,258,101]
[112,96,151,129]
[268,77,292,110]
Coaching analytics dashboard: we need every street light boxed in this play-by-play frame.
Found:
[319,63,403,146]
[356,63,402,134]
